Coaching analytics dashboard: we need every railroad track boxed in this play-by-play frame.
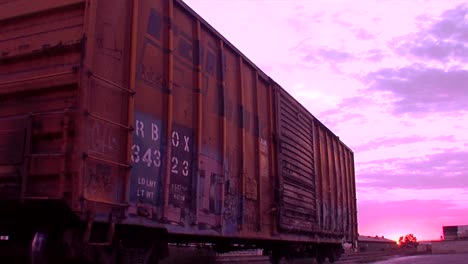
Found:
[160,247,402,264]
[218,250,402,264]
[336,251,401,263]
[217,255,270,263]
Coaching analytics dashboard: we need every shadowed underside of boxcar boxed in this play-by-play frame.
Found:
[0,0,357,263]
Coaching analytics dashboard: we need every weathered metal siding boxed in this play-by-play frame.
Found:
[313,120,357,241]
[80,0,133,217]
[0,0,133,215]
[222,47,242,236]
[258,76,275,236]
[0,0,85,201]
[0,0,357,245]
[127,0,277,238]
[275,88,316,232]
[130,0,200,226]
[274,87,357,241]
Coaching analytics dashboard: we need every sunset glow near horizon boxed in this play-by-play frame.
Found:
[183,0,468,241]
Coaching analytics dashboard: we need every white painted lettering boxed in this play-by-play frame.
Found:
[136,120,145,138]
[184,136,190,152]
[151,123,159,141]
[171,156,178,174]
[146,191,154,199]
[173,194,185,201]
[172,131,180,147]
[131,144,140,163]
[142,148,152,167]
[182,160,189,176]
[153,149,161,167]
[136,189,145,197]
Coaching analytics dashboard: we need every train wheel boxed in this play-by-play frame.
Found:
[327,244,342,263]
[315,253,326,264]
[30,230,48,264]
[143,241,162,264]
[270,253,294,264]
[270,257,288,264]
[30,228,66,264]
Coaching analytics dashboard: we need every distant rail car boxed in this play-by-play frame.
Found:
[0,0,357,263]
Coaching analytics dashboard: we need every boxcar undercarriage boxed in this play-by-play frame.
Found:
[0,200,344,264]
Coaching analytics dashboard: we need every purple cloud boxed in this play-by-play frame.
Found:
[314,4,468,118]
[287,10,324,33]
[394,4,468,62]
[365,49,386,62]
[357,150,468,189]
[353,135,427,152]
[318,96,372,128]
[403,40,468,62]
[304,48,355,63]
[320,96,374,117]
[430,4,468,42]
[366,64,468,115]
[338,96,374,108]
[360,5,468,116]
[320,112,367,130]
[355,28,375,40]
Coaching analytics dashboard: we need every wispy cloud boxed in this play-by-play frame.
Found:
[393,4,468,63]
[304,48,356,63]
[357,150,468,189]
[365,65,468,115]
[364,49,386,62]
[354,28,375,40]
[355,135,457,153]
[354,135,428,152]
[430,4,468,42]
[358,187,468,205]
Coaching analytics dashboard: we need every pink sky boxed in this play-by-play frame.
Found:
[183,0,468,241]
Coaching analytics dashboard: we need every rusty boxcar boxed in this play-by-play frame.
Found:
[0,0,358,263]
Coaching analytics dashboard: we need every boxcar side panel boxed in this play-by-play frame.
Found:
[197,24,223,231]
[334,140,343,232]
[276,88,316,233]
[123,0,279,239]
[242,62,259,235]
[222,46,242,236]
[314,121,356,237]
[338,143,347,234]
[257,77,274,236]
[318,125,329,231]
[351,151,358,241]
[273,85,357,242]
[163,1,197,226]
[128,0,167,222]
[82,0,132,216]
